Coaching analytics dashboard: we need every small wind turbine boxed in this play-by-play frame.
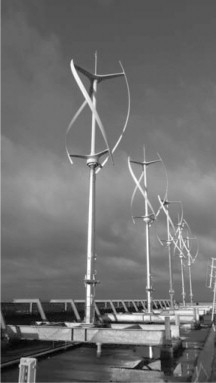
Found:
[128,147,166,314]
[174,215,188,306]
[157,195,183,309]
[66,53,130,325]
[206,258,216,322]
[182,219,199,305]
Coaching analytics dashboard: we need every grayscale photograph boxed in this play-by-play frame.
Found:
[1,0,216,381]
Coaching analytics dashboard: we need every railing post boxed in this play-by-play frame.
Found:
[165,316,171,345]
[193,307,200,325]
[109,300,117,317]
[175,314,180,327]
[121,300,129,312]
[19,358,37,383]
[96,342,102,357]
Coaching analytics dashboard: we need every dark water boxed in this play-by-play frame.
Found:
[1,327,211,382]
[1,344,164,382]
[1,306,213,382]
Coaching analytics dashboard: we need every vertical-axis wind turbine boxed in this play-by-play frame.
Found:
[128,147,163,314]
[183,219,199,305]
[157,196,183,309]
[177,220,186,306]
[206,258,216,322]
[66,53,130,325]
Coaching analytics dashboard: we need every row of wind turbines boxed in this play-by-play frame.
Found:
[128,148,199,313]
[65,54,198,325]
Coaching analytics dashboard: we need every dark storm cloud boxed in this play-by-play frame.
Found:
[2,0,216,302]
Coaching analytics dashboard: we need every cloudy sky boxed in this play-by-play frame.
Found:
[2,0,216,303]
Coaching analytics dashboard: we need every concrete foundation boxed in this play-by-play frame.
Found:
[6,323,180,347]
[103,312,197,324]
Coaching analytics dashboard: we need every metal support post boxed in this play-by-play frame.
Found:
[206,258,216,322]
[85,163,97,324]
[212,278,216,322]
[84,60,101,325]
[19,358,37,383]
[186,235,193,305]
[180,254,186,306]
[141,155,161,312]
[13,299,47,321]
[178,224,186,306]
[96,342,102,357]
[121,300,129,312]
[165,316,171,345]
[148,346,153,359]
[128,151,164,315]
[209,258,215,288]
[144,225,152,311]
[188,258,193,305]
[143,161,153,313]
[193,307,199,323]
[166,203,174,309]
[66,55,130,326]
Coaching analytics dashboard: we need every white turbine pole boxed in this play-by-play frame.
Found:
[143,151,152,314]
[188,256,193,305]
[85,53,98,325]
[158,197,185,310]
[212,275,216,322]
[179,223,186,306]
[208,258,216,322]
[165,203,174,309]
[182,219,199,307]
[186,236,193,305]
[128,149,161,314]
[66,54,130,326]
[209,257,215,288]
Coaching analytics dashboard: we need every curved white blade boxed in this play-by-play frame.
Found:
[183,219,199,262]
[158,195,184,256]
[128,158,156,221]
[130,171,144,224]
[96,61,131,174]
[155,153,168,220]
[70,60,113,163]
[65,100,87,164]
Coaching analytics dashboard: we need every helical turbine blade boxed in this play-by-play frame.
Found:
[130,172,144,224]
[74,63,124,83]
[192,237,199,263]
[70,60,113,163]
[183,219,199,263]
[145,159,161,166]
[154,218,166,247]
[96,71,124,82]
[178,220,193,258]
[155,194,169,247]
[96,61,131,174]
[176,225,188,258]
[130,154,164,215]
[183,219,192,237]
[158,195,184,256]
[158,195,176,234]
[155,154,168,220]
[177,202,184,226]
[174,227,182,256]
[181,235,191,255]
[128,158,156,222]
[65,100,87,164]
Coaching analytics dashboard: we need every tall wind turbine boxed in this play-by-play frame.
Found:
[128,148,165,314]
[66,53,130,325]
[157,196,183,309]
[182,219,199,305]
[206,258,216,322]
